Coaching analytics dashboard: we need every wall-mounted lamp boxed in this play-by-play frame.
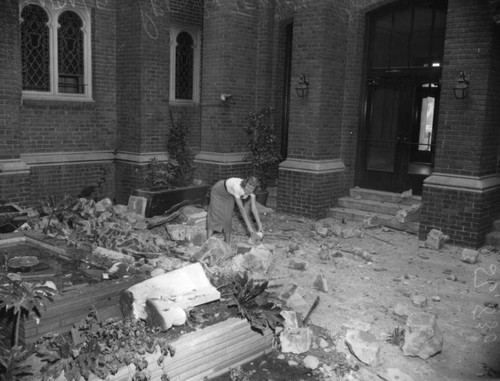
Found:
[453,72,469,99]
[295,75,309,98]
[220,93,234,107]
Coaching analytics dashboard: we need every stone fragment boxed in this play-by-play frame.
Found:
[317,245,331,261]
[288,242,300,253]
[166,224,207,245]
[95,198,113,213]
[345,329,380,366]
[431,296,441,302]
[319,338,329,348]
[121,262,220,320]
[331,224,343,237]
[232,244,273,276]
[411,294,427,307]
[281,310,299,329]
[313,273,328,292]
[145,299,187,331]
[191,236,234,266]
[402,312,443,359]
[303,355,320,369]
[108,262,128,279]
[280,327,313,354]
[395,205,420,223]
[288,259,308,270]
[315,226,329,237]
[362,215,380,229]
[425,229,449,250]
[393,303,410,319]
[90,246,135,267]
[236,242,253,254]
[127,196,147,217]
[286,290,307,310]
[461,248,479,264]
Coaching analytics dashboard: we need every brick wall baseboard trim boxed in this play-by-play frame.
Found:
[21,151,115,167]
[194,151,246,165]
[115,151,169,165]
[0,160,29,175]
[279,158,345,174]
[424,173,500,194]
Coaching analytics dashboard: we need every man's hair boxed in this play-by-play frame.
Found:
[241,176,259,189]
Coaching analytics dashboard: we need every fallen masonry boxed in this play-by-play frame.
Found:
[1,195,495,380]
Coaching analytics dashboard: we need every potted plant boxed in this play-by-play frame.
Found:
[243,106,282,205]
[133,122,208,218]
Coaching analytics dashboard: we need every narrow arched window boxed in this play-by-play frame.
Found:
[175,32,194,100]
[58,11,84,94]
[21,4,50,91]
[20,1,92,100]
[170,26,200,103]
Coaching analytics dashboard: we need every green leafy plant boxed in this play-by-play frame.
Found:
[166,119,194,188]
[39,194,83,235]
[386,326,405,347]
[0,274,56,348]
[36,310,174,381]
[144,156,178,190]
[243,106,282,190]
[0,340,35,381]
[144,120,194,191]
[227,272,284,334]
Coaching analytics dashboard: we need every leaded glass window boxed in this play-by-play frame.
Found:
[170,26,200,103]
[20,1,92,100]
[175,32,194,100]
[58,11,84,94]
[21,5,50,91]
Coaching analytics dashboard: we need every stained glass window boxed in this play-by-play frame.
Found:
[58,11,84,94]
[175,32,194,100]
[21,5,50,91]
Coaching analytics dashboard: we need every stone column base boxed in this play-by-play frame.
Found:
[420,173,500,248]
[278,158,345,218]
[194,151,250,187]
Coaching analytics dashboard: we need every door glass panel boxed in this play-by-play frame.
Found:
[370,14,392,69]
[367,86,398,171]
[391,9,411,68]
[418,96,435,152]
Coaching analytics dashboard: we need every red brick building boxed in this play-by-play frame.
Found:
[1,0,499,248]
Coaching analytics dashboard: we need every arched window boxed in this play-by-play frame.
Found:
[21,4,49,92]
[20,1,92,100]
[170,27,200,103]
[175,32,194,100]
[58,11,84,94]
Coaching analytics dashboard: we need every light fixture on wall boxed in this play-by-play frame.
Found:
[453,72,469,99]
[295,75,309,98]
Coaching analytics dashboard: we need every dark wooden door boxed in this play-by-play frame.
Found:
[358,76,439,195]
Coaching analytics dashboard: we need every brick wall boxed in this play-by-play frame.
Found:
[0,174,30,207]
[30,163,115,204]
[277,0,350,216]
[0,2,21,159]
[278,169,342,219]
[420,186,500,248]
[419,0,500,247]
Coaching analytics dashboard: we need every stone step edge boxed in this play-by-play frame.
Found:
[337,197,419,216]
[328,207,419,234]
[349,187,422,205]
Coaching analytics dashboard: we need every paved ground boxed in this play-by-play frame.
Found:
[227,207,500,381]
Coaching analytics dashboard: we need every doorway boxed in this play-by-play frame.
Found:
[356,0,447,195]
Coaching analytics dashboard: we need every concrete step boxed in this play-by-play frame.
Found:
[337,197,405,215]
[350,187,421,206]
[328,206,419,234]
